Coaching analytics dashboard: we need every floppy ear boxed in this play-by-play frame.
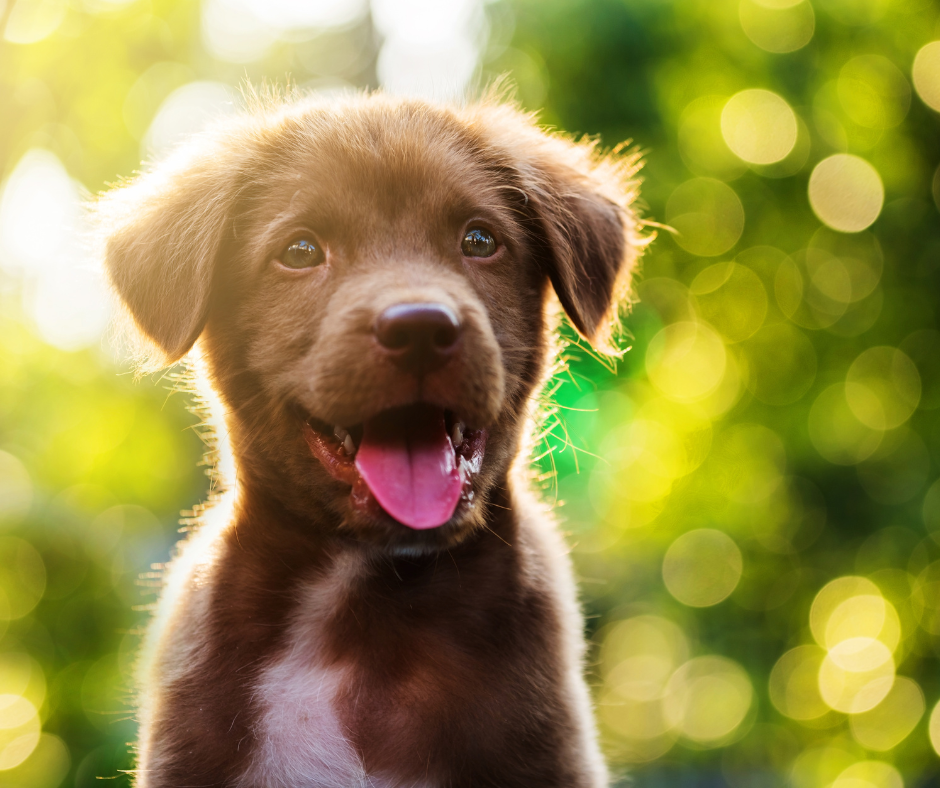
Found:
[469,102,648,352]
[93,124,256,367]
[522,156,634,349]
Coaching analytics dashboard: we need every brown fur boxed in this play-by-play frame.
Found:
[94,91,647,788]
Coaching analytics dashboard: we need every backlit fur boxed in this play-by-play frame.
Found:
[94,90,648,788]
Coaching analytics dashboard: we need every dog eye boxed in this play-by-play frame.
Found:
[280,239,325,269]
[461,228,497,258]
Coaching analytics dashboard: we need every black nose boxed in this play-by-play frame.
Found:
[375,302,461,376]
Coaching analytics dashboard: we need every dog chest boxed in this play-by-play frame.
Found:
[236,560,437,788]
[238,648,365,788]
[240,631,441,788]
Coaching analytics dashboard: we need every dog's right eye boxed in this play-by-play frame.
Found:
[461,228,497,258]
[279,239,325,269]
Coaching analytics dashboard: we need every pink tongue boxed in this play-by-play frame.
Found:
[355,404,461,530]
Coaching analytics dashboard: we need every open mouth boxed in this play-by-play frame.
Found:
[302,404,487,530]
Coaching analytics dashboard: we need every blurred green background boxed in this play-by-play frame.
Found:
[2,0,940,785]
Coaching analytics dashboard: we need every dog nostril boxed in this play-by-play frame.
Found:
[375,302,461,375]
[382,324,411,351]
[432,323,459,350]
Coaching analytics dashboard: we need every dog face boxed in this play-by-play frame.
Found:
[97,95,642,552]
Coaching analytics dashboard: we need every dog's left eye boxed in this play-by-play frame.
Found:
[461,228,497,258]
[280,239,325,269]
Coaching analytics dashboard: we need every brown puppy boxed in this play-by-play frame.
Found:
[95,92,646,788]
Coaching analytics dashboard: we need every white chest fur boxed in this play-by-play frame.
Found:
[238,649,364,788]
[235,556,433,788]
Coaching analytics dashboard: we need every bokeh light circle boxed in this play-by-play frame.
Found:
[930,698,940,756]
[808,227,885,304]
[808,384,883,465]
[776,247,870,331]
[0,694,41,770]
[593,418,693,509]
[721,90,798,165]
[0,652,46,710]
[678,96,747,180]
[738,0,815,54]
[790,745,858,788]
[597,688,676,761]
[832,761,903,788]
[838,55,910,130]
[849,676,925,751]
[598,616,689,760]
[913,41,940,113]
[1,733,70,787]
[818,638,894,714]
[691,262,768,343]
[769,646,830,721]
[666,178,745,257]
[810,576,881,646]
[662,529,743,607]
[845,346,921,431]
[602,615,690,702]
[663,656,753,744]
[825,594,900,653]
[646,322,727,402]
[808,155,884,233]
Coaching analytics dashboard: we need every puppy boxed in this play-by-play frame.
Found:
[95,91,645,788]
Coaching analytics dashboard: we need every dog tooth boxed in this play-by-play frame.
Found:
[452,421,464,447]
[343,434,356,456]
[334,425,349,442]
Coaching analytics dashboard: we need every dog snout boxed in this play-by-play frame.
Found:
[374,302,461,376]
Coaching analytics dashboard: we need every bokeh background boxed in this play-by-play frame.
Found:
[1,0,940,785]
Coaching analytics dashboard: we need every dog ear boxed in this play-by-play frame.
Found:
[524,157,633,350]
[470,102,648,352]
[93,126,255,367]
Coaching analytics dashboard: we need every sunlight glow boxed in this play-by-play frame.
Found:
[143,81,237,159]
[0,451,33,526]
[201,0,368,63]
[0,149,111,351]
[646,322,727,402]
[373,0,487,99]
[3,0,66,45]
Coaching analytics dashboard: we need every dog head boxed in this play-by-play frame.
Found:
[96,93,644,552]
